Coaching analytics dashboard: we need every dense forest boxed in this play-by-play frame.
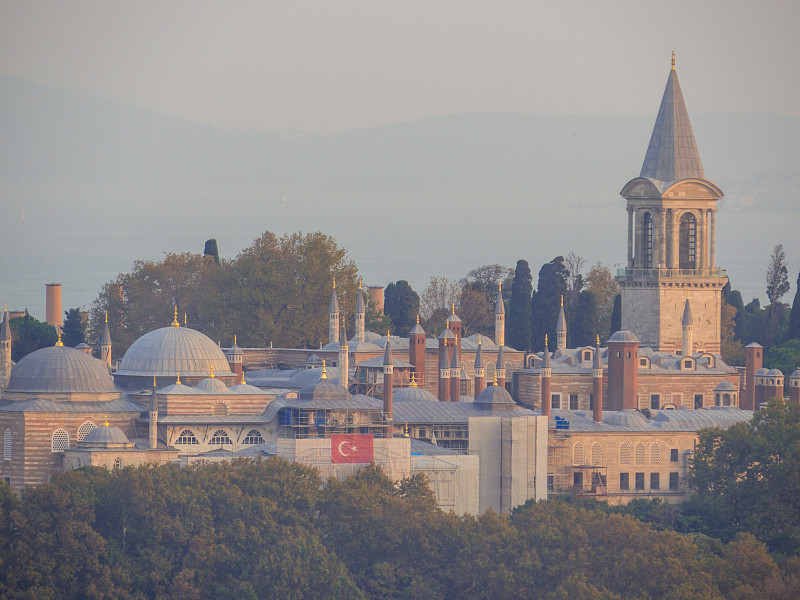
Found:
[1,400,799,599]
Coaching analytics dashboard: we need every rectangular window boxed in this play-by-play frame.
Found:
[547,474,554,492]
[669,472,679,490]
[620,472,629,490]
[573,472,583,487]
[591,472,606,486]
[635,472,645,490]
[684,360,693,369]
[694,394,704,409]
[650,473,660,490]
[589,394,594,410]
[640,358,648,367]
[569,394,579,410]
[551,394,561,409]
[670,449,679,462]
[650,394,660,409]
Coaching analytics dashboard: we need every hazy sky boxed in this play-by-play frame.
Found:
[2,1,798,133]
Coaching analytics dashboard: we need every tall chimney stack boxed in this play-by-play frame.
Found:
[45,283,63,329]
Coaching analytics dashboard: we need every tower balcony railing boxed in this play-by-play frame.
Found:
[617,267,727,280]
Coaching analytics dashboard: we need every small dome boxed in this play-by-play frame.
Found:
[394,386,438,402]
[228,343,243,356]
[767,368,784,377]
[159,382,198,395]
[607,331,639,344]
[475,385,516,408]
[228,382,265,394]
[602,410,649,428]
[116,326,234,378]
[791,368,800,380]
[715,381,736,391]
[306,354,324,366]
[195,377,229,393]
[299,379,349,402]
[6,346,116,395]
[82,424,131,446]
[755,368,769,376]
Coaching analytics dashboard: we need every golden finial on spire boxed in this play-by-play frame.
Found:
[493,370,498,385]
[234,334,237,345]
[560,295,564,307]
[105,310,108,323]
[153,376,157,389]
[403,423,410,437]
[452,302,455,315]
[478,333,481,345]
[240,371,246,385]
[171,305,179,327]
[410,373,418,387]
[184,312,187,325]
[176,371,181,385]
[596,334,600,346]
[545,334,548,347]
[416,313,420,324]
[358,277,362,290]
[498,281,502,292]
[332,277,336,289]
[104,415,109,427]
[671,51,676,70]
[55,332,63,347]
[209,361,214,378]
[321,359,327,379]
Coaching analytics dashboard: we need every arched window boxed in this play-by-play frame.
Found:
[77,421,97,442]
[176,430,199,445]
[3,429,11,461]
[619,442,631,466]
[52,429,70,453]
[485,362,496,381]
[113,458,122,470]
[635,443,646,466]
[642,212,653,268]
[210,430,232,446]
[650,442,662,465]
[679,213,697,269]
[591,443,603,466]
[722,393,731,406]
[572,441,585,466]
[213,401,229,416]
[243,430,264,445]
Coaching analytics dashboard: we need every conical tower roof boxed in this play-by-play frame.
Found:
[329,282,340,313]
[556,299,566,332]
[494,284,505,315]
[640,56,705,182]
[474,335,483,368]
[383,332,393,365]
[1,307,10,342]
[682,299,693,326]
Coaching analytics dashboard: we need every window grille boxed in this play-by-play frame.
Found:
[3,429,10,461]
[635,443,646,466]
[243,430,264,445]
[650,442,662,465]
[77,421,97,442]
[572,441,585,466]
[176,430,199,445]
[52,429,69,453]
[213,401,229,416]
[210,430,232,446]
[113,458,122,470]
[591,443,603,466]
[619,442,631,466]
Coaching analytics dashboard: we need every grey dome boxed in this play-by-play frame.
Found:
[228,382,265,394]
[394,385,438,402]
[791,368,800,380]
[82,424,131,446]
[602,410,649,428]
[116,326,235,378]
[195,377,229,393]
[715,380,736,391]
[608,331,639,344]
[6,346,116,395]
[755,368,769,376]
[299,379,349,402]
[475,385,516,408]
[767,369,783,377]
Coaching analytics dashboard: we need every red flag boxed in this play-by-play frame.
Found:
[331,434,373,463]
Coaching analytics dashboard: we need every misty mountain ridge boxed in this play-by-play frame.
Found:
[1,74,798,211]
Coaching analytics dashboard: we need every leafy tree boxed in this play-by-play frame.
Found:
[383,281,419,336]
[572,290,599,347]
[203,238,220,264]
[723,281,745,340]
[60,308,86,348]
[765,339,800,385]
[610,293,621,336]
[766,244,791,307]
[531,256,568,352]
[789,270,800,340]
[419,276,460,321]
[9,312,58,361]
[461,264,513,295]
[365,299,392,336]
[507,260,532,351]
[721,298,744,365]
[458,264,513,337]
[585,262,620,342]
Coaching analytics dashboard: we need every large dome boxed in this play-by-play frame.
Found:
[5,346,116,395]
[116,326,235,378]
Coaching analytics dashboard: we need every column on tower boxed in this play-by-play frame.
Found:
[627,207,634,267]
[658,208,667,268]
[670,209,679,269]
[697,210,706,270]
[709,209,716,269]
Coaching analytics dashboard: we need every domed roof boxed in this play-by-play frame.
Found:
[602,410,649,428]
[228,382,265,394]
[195,377,229,393]
[82,424,131,446]
[394,385,438,402]
[767,368,784,377]
[791,368,800,380]
[116,326,235,378]
[5,346,116,395]
[608,330,639,344]
[299,378,349,402]
[715,380,736,391]
[755,368,769,376]
[475,385,516,408]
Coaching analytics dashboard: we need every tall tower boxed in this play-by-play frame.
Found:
[556,296,567,351]
[494,283,505,347]
[1,307,11,390]
[408,315,426,386]
[354,279,365,342]
[338,324,349,389]
[616,55,727,352]
[100,311,112,369]
[329,279,340,345]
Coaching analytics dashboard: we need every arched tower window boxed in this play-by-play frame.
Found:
[113,458,122,470]
[3,429,11,461]
[572,441,585,466]
[176,430,198,445]
[619,442,631,466]
[650,442,662,465]
[635,443,646,466]
[51,429,70,453]
[642,212,653,268]
[590,443,603,466]
[77,421,97,442]
[679,213,697,269]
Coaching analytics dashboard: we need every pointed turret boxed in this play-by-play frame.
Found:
[354,279,366,342]
[681,298,693,356]
[556,295,567,351]
[0,307,11,390]
[494,282,505,347]
[474,334,486,398]
[329,279,340,345]
[383,332,393,431]
[408,314,426,386]
[592,335,603,423]
[640,53,705,182]
[149,376,159,449]
[495,345,506,390]
[450,336,461,402]
[541,336,552,417]
[339,324,349,390]
[438,344,451,402]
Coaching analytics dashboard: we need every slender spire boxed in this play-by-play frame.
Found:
[682,298,693,326]
[495,282,505,315]
[640,56,705,181]
[542,337,551,369]
[321,359,327,379]
[1,306,10,342]
[474,334,483,367]
[593,335,603,370]
[171,305,179,327]
[383,331,393,365]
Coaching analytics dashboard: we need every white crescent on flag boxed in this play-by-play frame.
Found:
[337,441,352,456]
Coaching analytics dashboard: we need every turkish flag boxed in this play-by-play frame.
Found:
[331,434,374,463]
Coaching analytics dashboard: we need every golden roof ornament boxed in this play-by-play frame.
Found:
[55,332,63,347]
[321,359,328,379]
[332,277,336,289]
[105,311,108,323]
[176,371,181,385]
[560,295,564,307]
[545,334,549,347]
[234,334,237,345]
[410,373,418,387]
[171,305,179,327]
[671,51,676,70]
[493,370,498,385]
[597,334,600,346]
[184,312,187,325]
[209,362,214,378]
[104,415,109,427]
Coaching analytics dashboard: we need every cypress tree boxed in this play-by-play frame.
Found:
[610,294,622,336]
[507,260,532,351]
[788,271,800,340]
[531,257,568,352]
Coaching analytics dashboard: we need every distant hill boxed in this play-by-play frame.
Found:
[1,75,797,210]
